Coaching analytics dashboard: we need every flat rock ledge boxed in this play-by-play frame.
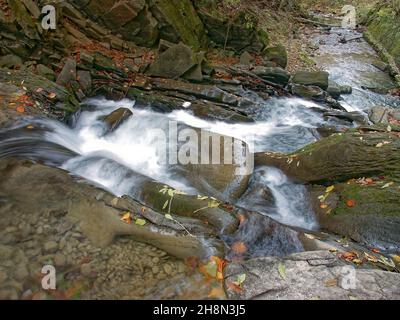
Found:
[224,251,400,300]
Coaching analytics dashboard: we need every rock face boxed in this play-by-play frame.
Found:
[76,0,208,49]
[292,71,330,90]
[225,251,400,300]
[194,3,268,52]
[368,106,400,124]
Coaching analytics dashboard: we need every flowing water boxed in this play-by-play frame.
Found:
[0,24,398,256]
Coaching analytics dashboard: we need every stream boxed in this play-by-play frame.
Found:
[0,24,398,257]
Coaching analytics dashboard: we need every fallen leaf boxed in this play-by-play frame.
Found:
[16,106,25,113]
[135,218,146,226]
[376,143,383,148]
[326,185,335,193]
[392,255,400,264]
[227,281,242,293]
[27,125,34,129]
[120,212,132,224]
[162,200,169,210]
[346,199,356,207]
[381,182,394,189]
[341,251,357,261]
[320,203,328,209]
[231,241,247,255]
[364,252,378,263]
[352,258,363,265]
[48,92,57,99]
[165,214,173,220]
[278,263,286,280]
[36,87,43,93]
[197,195,208,200]
[233,274,246,287]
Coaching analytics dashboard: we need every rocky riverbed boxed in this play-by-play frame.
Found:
[1,0,400,300]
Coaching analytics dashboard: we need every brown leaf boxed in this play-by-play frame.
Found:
[227,281,243,294]
[16,106,25,113]
[325,278,338,287]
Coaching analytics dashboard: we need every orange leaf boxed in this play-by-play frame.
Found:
[16,106,25,113]
[48,92,57,99]
[120,212,132,224]
[341,251,357,261]
[346,200,356,207]
[231,241,247,255]
[227,281,242,293]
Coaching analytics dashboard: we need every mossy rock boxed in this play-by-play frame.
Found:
[366,6,400,67]
[150,0,209,50]
[255,129,400,184]
[310,181,400,252]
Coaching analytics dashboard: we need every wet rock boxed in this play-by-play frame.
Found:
[148,43,199,79]
[292,71,329,90]
[225,250,400,300]
[291,84,327,101]
[252,66,291,86]
[0,54,22,69]
[368,106,390,124]
[372,60,389,72]
[263,44,288,69]
[323,110,369,125]
[101,108,133,133]
[56,59,77,86]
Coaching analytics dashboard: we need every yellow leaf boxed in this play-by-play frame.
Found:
[326,185,335,193]
[135,219,146,226]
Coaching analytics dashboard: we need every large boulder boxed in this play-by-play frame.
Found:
[225,250,400,300]
[263,44,288,69]
[255,129,400,184]
[292,71,330,90]
[147,43,201,79]
[310,182,400,252]
[0,158,223,259]
[252,66,291,86]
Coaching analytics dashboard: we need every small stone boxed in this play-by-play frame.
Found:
[163,264,174,275]
[80,263,92,277]
[152,257,160,264]
[36,226,43,234]
[14,264,29,281]
[54,254,67,268]
[152,266,159,274]
[43,241,58,254]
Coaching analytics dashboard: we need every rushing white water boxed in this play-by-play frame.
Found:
[238,167,317,230]
[0,96,332,230]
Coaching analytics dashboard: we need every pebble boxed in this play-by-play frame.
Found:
[14,264,29,281]
[163,264,173,275]
[36,226,43,234]
[80,263,92,277]
[43,241,58,254]
[54,253,67,268]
